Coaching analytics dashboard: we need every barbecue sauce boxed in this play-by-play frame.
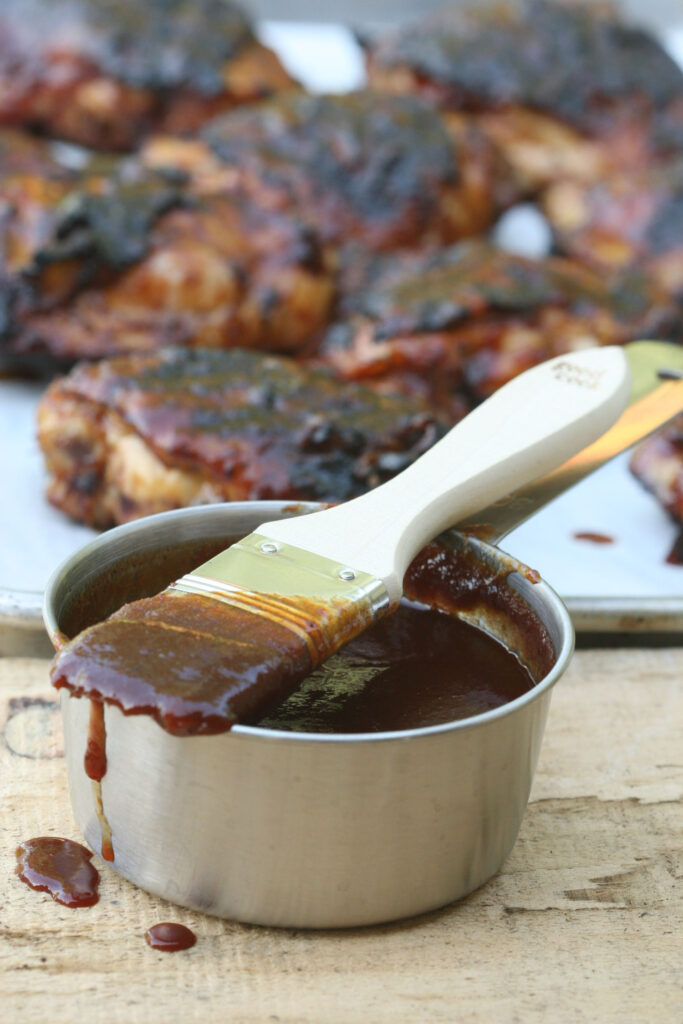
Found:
[84,700,107,782]
[51,540,553,738]
[51,533,554,757]
[260,599,535,733]
[51,587,373,736]
[258,542,552,733]
[49,536,553,861]
[84,700,114,862]
[573,531,615,545]
[666,530,683,565]
[145,923,197,952]
[16,837,99,908]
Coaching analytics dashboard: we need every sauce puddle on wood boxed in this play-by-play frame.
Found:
[145,923,197,952]
[16,837,99,907]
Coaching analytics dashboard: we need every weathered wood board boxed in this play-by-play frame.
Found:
[1,651,681,1024]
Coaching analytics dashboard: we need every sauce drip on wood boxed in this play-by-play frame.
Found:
[15,837,99,908]
[145,923,197,952]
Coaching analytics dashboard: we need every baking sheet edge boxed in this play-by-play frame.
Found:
[3,588,682,660]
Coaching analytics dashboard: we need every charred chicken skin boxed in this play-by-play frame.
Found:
[0,0,296,151]
[319,241,680,420]
[37,347,446,528]
[199,90,516,252]
[543,159,683,301]
[0,129,82,365]
[0,129,77,286]
[366,0,683,192]
[630,415,683,562]
[631,415,683,525]
[1,164,335,364]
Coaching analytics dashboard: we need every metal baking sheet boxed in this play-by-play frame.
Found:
[1,19,682,653]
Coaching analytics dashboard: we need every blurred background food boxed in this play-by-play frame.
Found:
[0,0,295,149]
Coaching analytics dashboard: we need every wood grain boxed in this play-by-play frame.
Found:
[1,651,681,1024]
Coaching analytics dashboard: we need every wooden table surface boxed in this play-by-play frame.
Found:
[1,650,681,1024]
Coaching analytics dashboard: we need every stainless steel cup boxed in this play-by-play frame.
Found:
[44,501,573,929]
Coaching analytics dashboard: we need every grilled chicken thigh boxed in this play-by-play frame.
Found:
[543,159,683,301]
[366,0,683,192]
[0,129,77,282]
[37,347,445,527]
[319,241,680,420]
[0,0,296,150]
[631,415,683,562]
[1,162,335,364]
[198,91,516,252]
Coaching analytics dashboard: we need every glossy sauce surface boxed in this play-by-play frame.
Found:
[145,923,197,952]
[51,587,373,736]
[15,837,99,908]
[260,599,535,733]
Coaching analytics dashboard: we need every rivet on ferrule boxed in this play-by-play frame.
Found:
[339,568,356,581]
[260,542,279,554]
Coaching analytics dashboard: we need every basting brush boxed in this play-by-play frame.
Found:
[51,346,633,734]
[456,340,683,540]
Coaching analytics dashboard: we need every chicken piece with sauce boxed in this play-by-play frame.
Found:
[1,160,335,367]
[630,415,683,564]
[37,346,446,528]
[318,241,680,421]
[0,0,297,150]
[366,0,683,193]
[142,90,518,255]
[543,159,683,302]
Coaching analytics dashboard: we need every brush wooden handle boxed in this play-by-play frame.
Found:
[261,347,631,603]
